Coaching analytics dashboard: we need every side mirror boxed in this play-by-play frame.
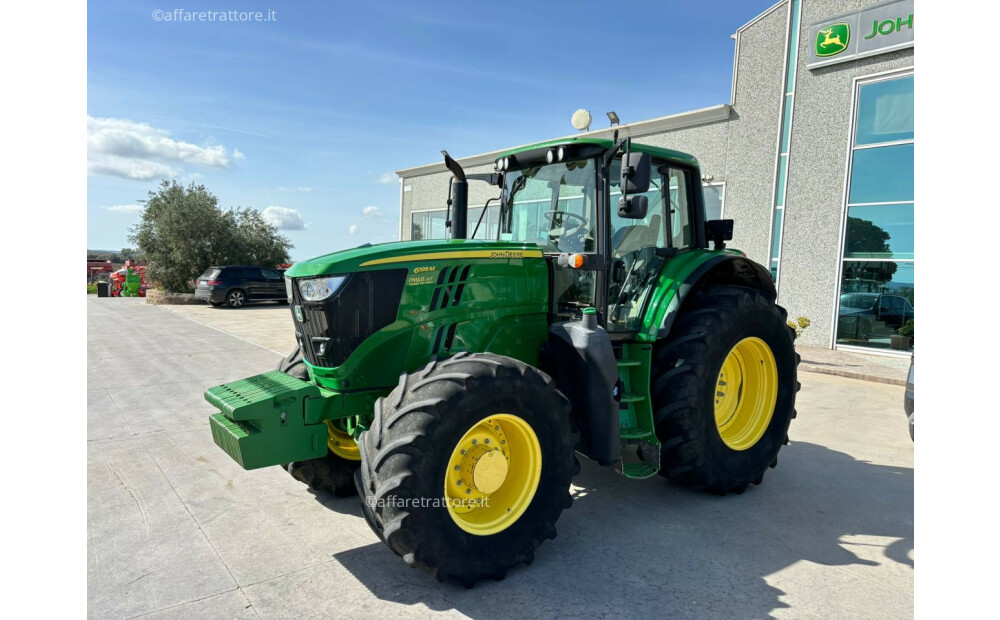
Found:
[621,151,651,194]
[705,219,734,250]
[618,194,648,219]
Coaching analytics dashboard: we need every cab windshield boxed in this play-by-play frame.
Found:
[500,158,598,254]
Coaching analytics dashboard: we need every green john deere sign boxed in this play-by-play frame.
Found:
[807,0,913,69]
[816,23,850,57]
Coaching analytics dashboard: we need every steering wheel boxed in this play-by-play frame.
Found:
[542,210,589,228]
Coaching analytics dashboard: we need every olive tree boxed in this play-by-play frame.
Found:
[129,180,292,292]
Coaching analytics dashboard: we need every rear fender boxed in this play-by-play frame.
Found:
[639,252,775,342]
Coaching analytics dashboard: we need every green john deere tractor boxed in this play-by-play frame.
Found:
[205,136,799,586]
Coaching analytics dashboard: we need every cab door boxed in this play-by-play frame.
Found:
[606,159,699,332]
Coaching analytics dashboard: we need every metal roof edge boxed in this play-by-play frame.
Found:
[733,0,789,37]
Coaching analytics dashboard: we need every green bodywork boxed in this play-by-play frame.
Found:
[205,138,756,476]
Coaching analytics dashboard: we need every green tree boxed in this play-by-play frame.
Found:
[845,216,892,257]
[844,217,898,287]
[120,247,143,263]
[129,181,292,292]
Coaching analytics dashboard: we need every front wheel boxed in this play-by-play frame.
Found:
[356,353,579,586]
[650,285,799,495]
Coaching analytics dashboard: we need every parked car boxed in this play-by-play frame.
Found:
[194,265,288,308]
[904,353,914,440]
[838,293,914,341]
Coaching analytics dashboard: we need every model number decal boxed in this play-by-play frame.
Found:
[413,266,436,273]
[407,275,436,286]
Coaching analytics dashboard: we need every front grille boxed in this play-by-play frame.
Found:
[290,269,407,368]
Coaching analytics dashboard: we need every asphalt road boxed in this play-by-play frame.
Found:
[88,297,913,619]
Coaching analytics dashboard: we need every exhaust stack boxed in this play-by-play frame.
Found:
[442,150,467,240]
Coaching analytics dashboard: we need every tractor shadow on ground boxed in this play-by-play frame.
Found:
[332,441,913,618]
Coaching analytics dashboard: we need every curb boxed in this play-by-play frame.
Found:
[800,364,906,386]
[144,290,204,305]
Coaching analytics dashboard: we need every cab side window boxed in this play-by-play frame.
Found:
[610,159,698,255]
[609,158,665,257]
[665,167,694,249]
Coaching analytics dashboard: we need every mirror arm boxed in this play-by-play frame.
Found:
[471,195,501,240]
[602,133,627,169]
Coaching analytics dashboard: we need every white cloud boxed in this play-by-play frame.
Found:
[87,115,242,181]
[88,154,179,181]
[101,204,145,214]
[262,206,306,230]
[349,224,360,235]
[277,186,312,193]
[362,206,383,219]
[232,148,245,161]
[377,172,396,185]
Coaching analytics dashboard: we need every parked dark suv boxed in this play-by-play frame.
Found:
[194,266,288,308]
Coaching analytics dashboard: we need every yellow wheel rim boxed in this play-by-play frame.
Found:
[444,414,542,536]
[326,421,360,461]
[714,337,779,451]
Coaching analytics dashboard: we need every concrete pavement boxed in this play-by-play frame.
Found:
[157,301,297,355]
[88,297,913,619]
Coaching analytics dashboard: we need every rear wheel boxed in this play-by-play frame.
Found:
[650,285,799,494]
[226,289,247,308]
[278,346,360,497]
[356,353,579,586]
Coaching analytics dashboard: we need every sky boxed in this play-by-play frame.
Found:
[87,0,776,261]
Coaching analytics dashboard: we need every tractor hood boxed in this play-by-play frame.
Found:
[285,239,544,278]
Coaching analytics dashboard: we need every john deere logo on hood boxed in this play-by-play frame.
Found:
[816,23,850,57]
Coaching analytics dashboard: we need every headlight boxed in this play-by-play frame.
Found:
[297,276,346,302]
[284,277,293,300]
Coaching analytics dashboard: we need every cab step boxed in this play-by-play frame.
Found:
[614,343,660,478]
[618,462,658,480]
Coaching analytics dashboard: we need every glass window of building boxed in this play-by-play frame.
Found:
[836,71,914,352]
[411,210,447,240]
[411,205,501,240]
[768,0,802,284]
[703,183,725,221]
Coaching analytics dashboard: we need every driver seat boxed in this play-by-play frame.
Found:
[613,215,661,257]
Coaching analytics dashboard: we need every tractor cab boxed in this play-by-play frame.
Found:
[487,137,714,330]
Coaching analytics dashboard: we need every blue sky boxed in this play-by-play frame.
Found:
[87,0,775,260]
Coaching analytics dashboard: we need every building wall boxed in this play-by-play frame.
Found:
[778,0,913,346]
[634,121,730,184]
[725,0,789,268]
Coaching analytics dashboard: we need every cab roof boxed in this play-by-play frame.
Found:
[499,137,698,168]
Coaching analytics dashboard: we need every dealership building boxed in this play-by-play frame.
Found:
[395,0,914,355]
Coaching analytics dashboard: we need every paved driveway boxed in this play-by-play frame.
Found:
[88,297,913,619]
